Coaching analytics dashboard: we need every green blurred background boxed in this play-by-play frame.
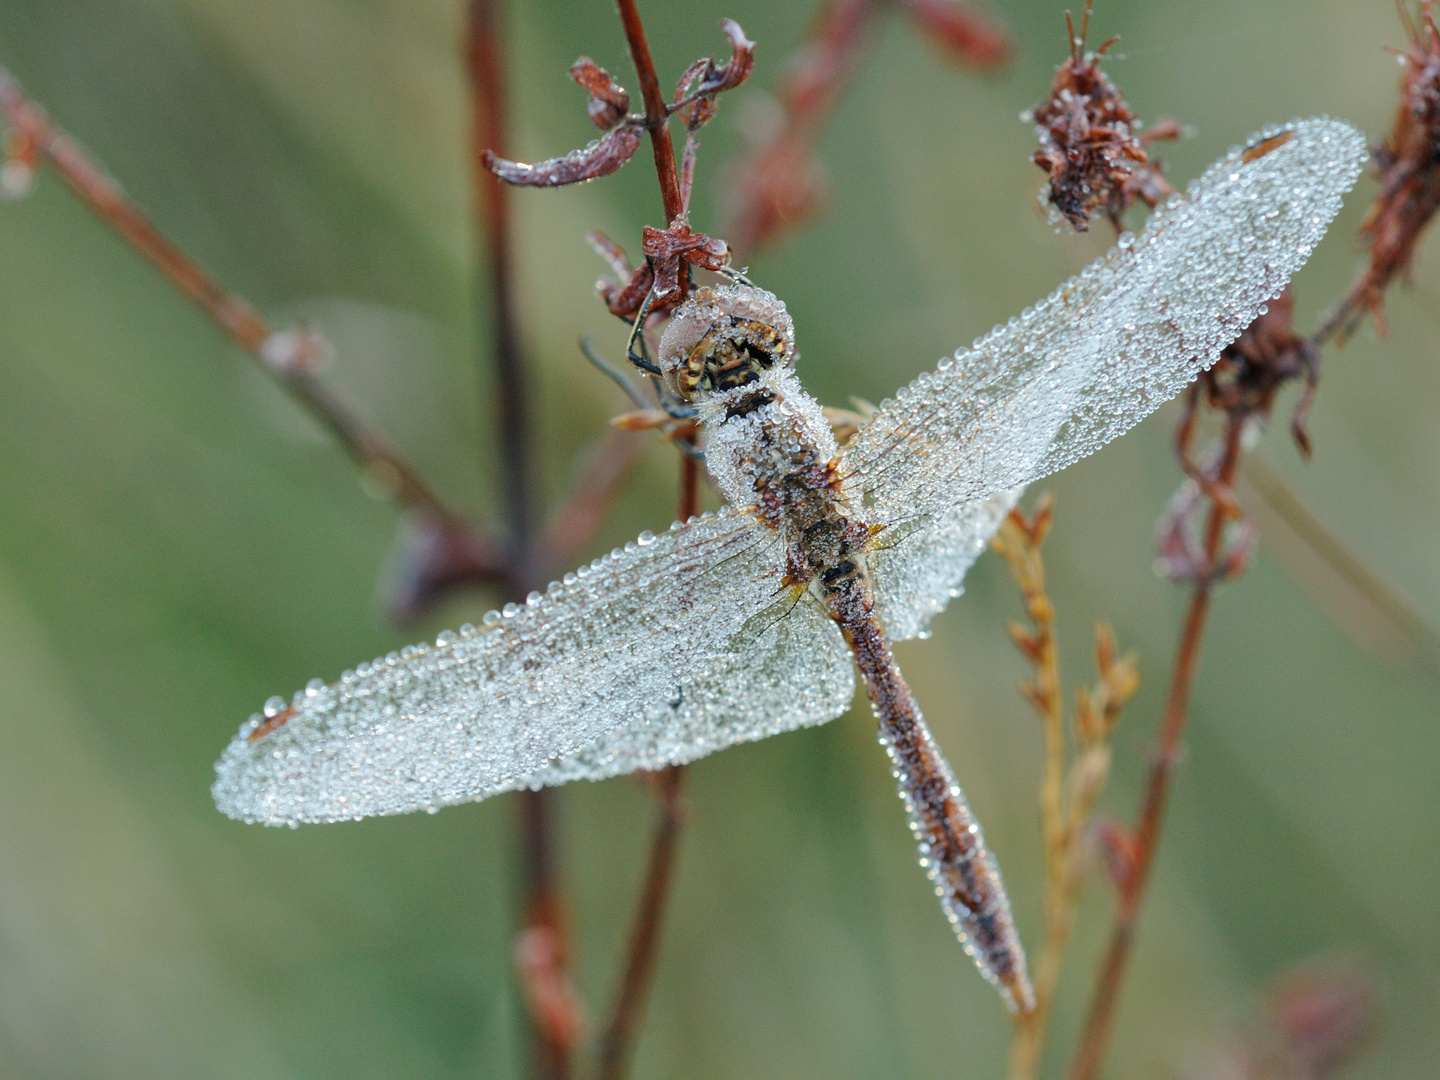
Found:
[0,0,1435,1076]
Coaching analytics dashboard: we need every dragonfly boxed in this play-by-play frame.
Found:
[214,117,1366,1012]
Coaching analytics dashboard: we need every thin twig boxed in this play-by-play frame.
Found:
[469,0,534,590]
[597,760,690,1080]
[997,500,1137,1080]
[1066,415,1245,1080]
[996,498,1065,1077]
[596,451,700,1080]
[616,0,685,224]
[0,65,492,546]
[468,5,577,1078]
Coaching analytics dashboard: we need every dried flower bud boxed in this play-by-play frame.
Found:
[1356,2,1440,332]
[1,123,37,198]
[260,326,334,375]
[1091,818,1139,899]
[513,924,587,1050]
[1029,1,1175,232]
[570,57,631,130]
[641,220,729,301]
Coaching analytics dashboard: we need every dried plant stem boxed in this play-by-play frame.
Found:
[1067,417,1245,1080]
[467,4,577,1077]
[616,0,685,224]
[597,762,689,1080]
[0,65,486,538]
[996,498,1065,1078]
[589,11,705,1072]
[998,499,1136,1080]
[470,0,534,586]
[597,454,700,1080]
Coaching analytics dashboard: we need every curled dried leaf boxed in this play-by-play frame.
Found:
[703,19,757,96]
[570,57,631,130]
[482,122,643,187]
[672,18,756,128]
[641,220,729,301]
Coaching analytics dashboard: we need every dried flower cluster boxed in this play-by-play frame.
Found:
[1028,0,1177,232]
[991,496,1139,1080]
[1352,1,1440,334]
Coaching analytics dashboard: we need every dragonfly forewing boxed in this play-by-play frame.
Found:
[843,118,1368,529]
[214,509,790,825]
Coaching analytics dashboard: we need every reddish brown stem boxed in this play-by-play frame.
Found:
[616,0,685,224]
[597,763,689,1080]
[0,65,488,540]
[468,6,575,1078]
[1066,416,1245,1080]
[470,0,535,589]
[596,454,699,1080]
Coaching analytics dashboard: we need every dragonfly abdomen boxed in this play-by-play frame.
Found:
[832,574,1035,1014]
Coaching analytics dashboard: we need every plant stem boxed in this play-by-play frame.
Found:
[468,5,573,1078]
[616,0,685,224]
[1003,518,1067,1078]
[597,761,689,1080]
[469,0,534,589]
[596,453,699,1080]
[1066,416,1245,1080]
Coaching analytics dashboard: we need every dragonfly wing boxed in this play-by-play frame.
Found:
[842,118,1367,528]
[869,491,1019,643]
[213,509,789,825]
[520,596,855,786]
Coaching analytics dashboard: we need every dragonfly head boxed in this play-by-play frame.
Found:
[657,284,795,404]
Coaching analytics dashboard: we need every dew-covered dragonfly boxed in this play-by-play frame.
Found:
[215,118,1366,1011]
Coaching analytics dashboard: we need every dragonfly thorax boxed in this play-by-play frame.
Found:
[657,284,795,403]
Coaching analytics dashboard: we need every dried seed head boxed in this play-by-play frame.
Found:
[1029,1,1175,232]
[1357,2,1440,330]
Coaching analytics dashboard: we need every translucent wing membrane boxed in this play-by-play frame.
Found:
[214,510,791,825]
[843,118,1367,528]
[869,492,1019,643]
[521,598,855,787]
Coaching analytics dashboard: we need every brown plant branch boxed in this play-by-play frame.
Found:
[1067,415,1246,1080]
[589,7,712,1074]
[617,0,685,225]
[597,752,691,1080]
[0,65,495,550]
[468,5,583,1077]
[469,0,535,589]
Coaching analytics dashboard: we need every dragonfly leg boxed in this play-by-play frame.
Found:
[626,289,663,377]
[715,264,755,288]
[581,336,652,412]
